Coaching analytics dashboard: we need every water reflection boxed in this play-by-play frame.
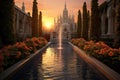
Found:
[12,44,107,80]
[40,44,107,80]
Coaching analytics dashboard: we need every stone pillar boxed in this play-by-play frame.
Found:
[29,18,32,36]
[101,12,106,35]
[107,6,114,35]
[23,15,25,39]
[16,13,19,34]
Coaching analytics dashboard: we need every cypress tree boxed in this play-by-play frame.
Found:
[0,0,16,46]
[82,2,88,40]
[90,0,100,41]
[32,0,38,37]
[114,1,120,48]
[77,10,82,38]
[39,11,42,36]
[87,10,90,40]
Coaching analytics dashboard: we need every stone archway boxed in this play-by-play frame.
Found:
[61,23,71,40]
[107,6,114,36]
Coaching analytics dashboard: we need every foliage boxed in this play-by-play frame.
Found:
[82,2,89,40]
[0,37,47,73]
[0,0,16,46]
[39,11,42,36]
[32,0,39,37]
[90,0,100,41]
[77,10,82,38]
[71,38,120,73]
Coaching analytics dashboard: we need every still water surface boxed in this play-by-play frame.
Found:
[12,44,107,80]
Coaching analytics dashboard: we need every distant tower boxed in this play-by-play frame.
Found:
[63,1,68,23]
[22,2,25,12]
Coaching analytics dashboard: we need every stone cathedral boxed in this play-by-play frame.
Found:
[50,2,76,41]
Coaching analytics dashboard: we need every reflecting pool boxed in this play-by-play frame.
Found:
[12,44,107,80]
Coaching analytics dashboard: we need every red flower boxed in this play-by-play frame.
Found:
[108,51,114,57]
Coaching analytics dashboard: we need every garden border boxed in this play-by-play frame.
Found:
[69,42,120,80]
[0,42,51,80]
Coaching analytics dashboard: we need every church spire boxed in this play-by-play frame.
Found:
[63,0,68,23]
[64,0,67,10]
[22,2,25,12]
[65,1,66,9]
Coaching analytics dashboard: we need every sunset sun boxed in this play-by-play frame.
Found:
[45,22,52,29]
[43,17,54,30]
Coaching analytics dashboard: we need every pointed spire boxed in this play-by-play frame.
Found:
[22,2,25,12]
[33,0,37,4]
[64,0,68,11]
[65,0,66,9]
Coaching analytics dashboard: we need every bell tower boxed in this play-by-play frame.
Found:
[63,1,68,23]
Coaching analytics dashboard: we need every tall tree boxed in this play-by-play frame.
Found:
[90,0,100,40]
[82,2,88,40]
[77,10,82,38]
[87,10,90,40]
[0,0,16,46]
[114,1,120,48]
[32,0,38,37]
[39,11,42,36]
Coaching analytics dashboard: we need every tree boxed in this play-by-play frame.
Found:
[114,1,120,48]
[39,11,42,36]
[77,10,82,38]
[90,0,100,41]
[87,10,90,40]
[0,0,16,46]
[32,0,38,37]
[82,2,88,40]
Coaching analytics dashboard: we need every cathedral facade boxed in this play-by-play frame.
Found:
[51,3,76,41]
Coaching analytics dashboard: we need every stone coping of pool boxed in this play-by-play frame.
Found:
[68,42,120,80]
[0,42,51,80]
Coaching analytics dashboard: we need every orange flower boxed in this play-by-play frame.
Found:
[84,45,91,50]
[108,51,114,57]
[99,48,109,55]
[24,46,30,51]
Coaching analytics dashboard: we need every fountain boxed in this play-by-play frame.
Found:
[58,26,63,49]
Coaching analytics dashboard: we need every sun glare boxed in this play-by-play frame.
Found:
[45,22,52,29]
[43,17,54,30]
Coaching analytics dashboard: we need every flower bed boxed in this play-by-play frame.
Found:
[71,38,120,74]
[0,37,48,73]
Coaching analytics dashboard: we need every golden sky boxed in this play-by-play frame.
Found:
[15,0,105,30]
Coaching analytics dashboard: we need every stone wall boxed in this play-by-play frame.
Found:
[99,0,115,39]
[15,6,32,41]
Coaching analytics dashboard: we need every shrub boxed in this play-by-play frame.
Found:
[0,37,48,72]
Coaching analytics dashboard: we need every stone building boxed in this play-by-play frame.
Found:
[99,0,116,39]
[51,2,76,41]
[15,2,32,41]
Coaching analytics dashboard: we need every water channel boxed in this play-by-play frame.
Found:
[11,43,107,80]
